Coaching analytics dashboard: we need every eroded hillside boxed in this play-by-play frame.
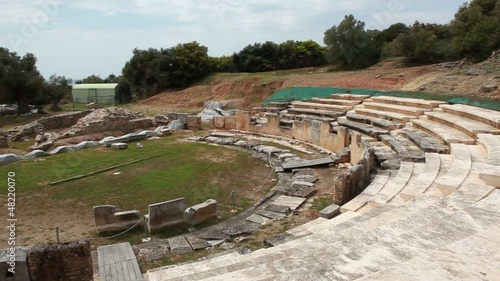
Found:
[140,56,499,110]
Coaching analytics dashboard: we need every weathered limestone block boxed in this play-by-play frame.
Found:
[0,247,30,281]
[284,181,315,198]
[319,204,341,219]
[213,116,225,129]
[177,113,188,125]
[184,199,217,226]
[27,241,92,281]
[93,205,142,233]
[187,115,201,130]
[146,198,186,233]
[224,116,236,129]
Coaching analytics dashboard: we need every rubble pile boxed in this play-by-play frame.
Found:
[31,107,154,151]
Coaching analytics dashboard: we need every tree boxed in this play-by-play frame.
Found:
[452,0,500,60]
[383,22,458,64]
[232,40,326,72]
[75,74,104,84]
[115,78,132,104]
[44,74,72,110]
[122,42,212,99]
[0,48,45,114]
[324,15,380,69]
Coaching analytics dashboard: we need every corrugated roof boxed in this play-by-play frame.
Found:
[72,83,118,89]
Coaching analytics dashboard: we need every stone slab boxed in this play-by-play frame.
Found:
[263,233,294,247]
[319,204,341,219]
[185,235,211,250]
[255,210,287,220]
[110,142,128,150]
[246,214,273,225]
[264,204,292,214]
[222,222,259,237]
[167,236,193,255]
[147,198,185,233]
[281,157,336,171]
[271,195,307,211]
[197,231,230,241]
[284,181,315,198]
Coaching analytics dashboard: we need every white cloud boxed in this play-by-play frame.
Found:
[0,0,465,78]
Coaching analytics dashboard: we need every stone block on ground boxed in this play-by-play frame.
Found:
[93,205,142,233]
[246,214,273,225]
[272,195,307,210]
[135,245,169,263]
[147,198,186,233]
[185,235,211,250]
[167,236,193,255]
[110,142,128,150]
[263,233,294,247]
[187,115,201,130]
[255,210,287,220]
[197,231,230,241]
[168,120,185,130]
[184,199,217,226]
[284,181,315,198]
[264,204,292,214]
[319,204,341,219]
[222,222,259,237]
[27,241,92,281]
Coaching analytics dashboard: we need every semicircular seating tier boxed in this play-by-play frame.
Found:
[146,94,500,281]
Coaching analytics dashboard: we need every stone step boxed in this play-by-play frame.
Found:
[331,93,371,101]
[425,111,500,137]
[398,153,441,201]
[426,144,472,197]
[477,134,500,165]
[340,170,392,212]
[399,128,450,154]
[285,107,342,118]
[440,104,500,129]
[411,116,476,145]
[370,96,448,109]
[346,111,404,130]
[369,141,401,170]
[147,189,498,281]
[380,134,425,163]
[309,98,361,106]
[285,217,328,237]
[363,102,431,117]
[148,196,433,280]
[354,107,414,123]
[359,222,500,281]
[200,192,492,281]
[365,162,414,207]
[291,101,353,112]
[337,117,390,138]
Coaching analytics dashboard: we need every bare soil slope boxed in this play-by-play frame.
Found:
[140,56,499,110]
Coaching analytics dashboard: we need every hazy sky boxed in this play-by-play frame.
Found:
[0,0,464,79]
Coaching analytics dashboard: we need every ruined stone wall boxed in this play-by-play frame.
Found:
[8,111,92,141]
[333,147,376,205]
[235,111,349,152]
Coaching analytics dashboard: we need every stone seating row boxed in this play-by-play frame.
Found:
[144,95,500,280]
[146,188,499,280]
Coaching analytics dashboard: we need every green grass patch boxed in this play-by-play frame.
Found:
[311,196,334,211]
